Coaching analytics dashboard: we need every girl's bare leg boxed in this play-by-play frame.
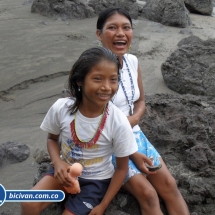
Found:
[147,158,190,215]
[21,176,65,215]
[62,208,76,215]
[122,174,164,215]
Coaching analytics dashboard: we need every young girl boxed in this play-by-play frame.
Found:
[21,47,142,215]
[96,7,190,215]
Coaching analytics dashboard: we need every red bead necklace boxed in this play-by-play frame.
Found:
[70,104,109,148]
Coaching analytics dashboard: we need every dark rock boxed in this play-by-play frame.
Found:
[0,141,30,167]
[33,162,52,186]
[161,36,215,96]
[140,0,191,28]
[141,93,215,215]
[185,145,215,172]
[179,28,193,35]
[33,148,50,164]
[184,0,213,15]
[31,0,96,20]
[177,35,202,46]
[87,0,139,19]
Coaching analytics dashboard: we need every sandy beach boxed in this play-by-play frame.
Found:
[0,0,214,214]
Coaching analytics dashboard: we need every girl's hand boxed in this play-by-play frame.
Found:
[130,152,157,175]
[46,133,72,187]
[53,159,72,187]
[127,64,146,128]
[88,204,105,215]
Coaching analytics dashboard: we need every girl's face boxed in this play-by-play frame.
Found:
[79,59,118,116]
[96,13,133,59]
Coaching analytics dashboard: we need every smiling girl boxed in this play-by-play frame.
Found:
[96,7,190,215]
[21,47,143,215]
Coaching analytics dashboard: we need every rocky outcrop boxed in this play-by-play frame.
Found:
[139,0,191,28]
[32,93,215,215]
[31,0,96,20]
[184,0,213,15]
[33,162,52,186]
[141,93,215,215]
[33,148,50,165]
[87,0,139,19]
[161,36,215,96]
[0,141,30,166]
[30,0,214,23]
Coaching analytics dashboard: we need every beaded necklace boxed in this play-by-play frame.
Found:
[117,56,135,115]
[70,104,109,148]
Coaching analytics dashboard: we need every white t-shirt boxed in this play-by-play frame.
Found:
[40,98,138,180]
[111,54,140,132]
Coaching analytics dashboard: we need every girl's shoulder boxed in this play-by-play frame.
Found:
[52,97,75,111]
[108,102,128,120]
[124,53,138,64]
[107,102,133,132]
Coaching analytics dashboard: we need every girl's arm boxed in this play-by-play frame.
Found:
[129,152,156,175]
[88,156,129,215]
[47,133,72,187]
[127,64,146,128]
[126,65,156,174]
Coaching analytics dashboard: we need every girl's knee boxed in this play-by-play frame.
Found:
[136,185,158,202]
[162,175,182,198]
[164,175,178,190]
[128,177,158,201]
[137,187,160,209]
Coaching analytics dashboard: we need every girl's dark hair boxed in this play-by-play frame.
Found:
[68,46,120,114]
[97,7,133,32]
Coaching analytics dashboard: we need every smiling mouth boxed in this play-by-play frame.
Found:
[113,41,127,46]
[98,94,111,98]
[98,94,110,96]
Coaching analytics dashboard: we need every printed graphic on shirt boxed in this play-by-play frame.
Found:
[61,139,103,176]
[61,139,84,164]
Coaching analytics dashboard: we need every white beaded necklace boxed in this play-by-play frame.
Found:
[112,56,135,115]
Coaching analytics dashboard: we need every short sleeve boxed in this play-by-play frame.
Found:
[112,113,138,157]
[40,100,61,135]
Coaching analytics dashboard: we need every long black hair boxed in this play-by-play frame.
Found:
[67,46,120,114]
[97,7,133,32]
